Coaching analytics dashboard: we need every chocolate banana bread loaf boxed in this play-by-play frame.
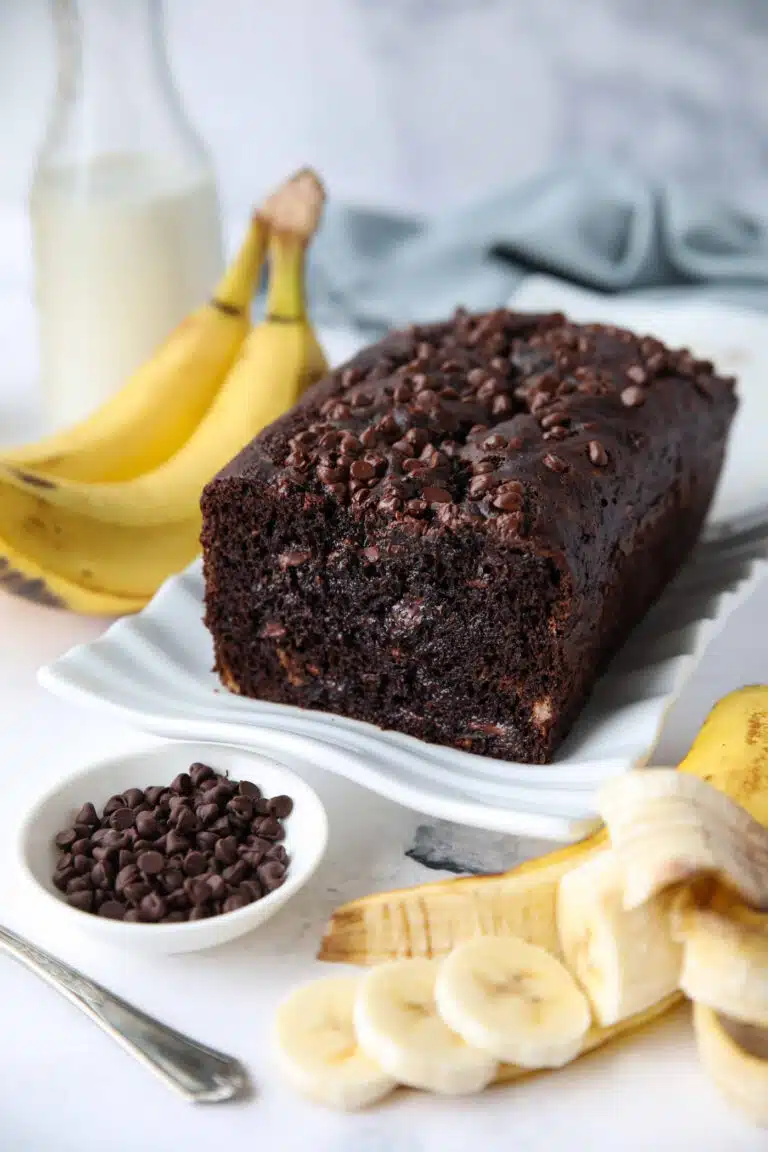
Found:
[201,308,736,763]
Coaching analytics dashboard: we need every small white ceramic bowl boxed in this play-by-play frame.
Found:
[17,741,328,955]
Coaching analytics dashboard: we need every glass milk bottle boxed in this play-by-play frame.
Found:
[31,0,224,430]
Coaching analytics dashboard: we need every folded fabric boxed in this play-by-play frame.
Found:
[307,163,768,335]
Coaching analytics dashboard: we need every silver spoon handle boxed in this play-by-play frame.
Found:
[0,924,247,1102]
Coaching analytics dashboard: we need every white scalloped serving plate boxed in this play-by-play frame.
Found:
[38,288,768,841]
[39,550,766,842]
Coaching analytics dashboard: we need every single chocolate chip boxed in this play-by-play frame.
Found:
[183,851,207,877]
[267,844,289,865]
[223,893,249,913]
[257,817,284,841]
[134,811,158,839]
[196,831,219,851]
[160,868,184,894]
[140,893,167,922]
[67,875,93,894]
[493,491,523,511]
[72,856,91,875]
[55,853,73,872]
[103,794,127,817]
[109,807,135,831]
[422,486,451,505]
[91,845,117,864]
[68,890,94,913]
[248,836,273,857]
[211,815,233,835]
[626,365,647,385]
[189,762,215,787]
[123,788,146,809]
[102,829,129,849]
[468,474,497,498]
[167,890,191,912]
[98,901,125,920]
[279,550,312,569]
[115,864,140,894]
[55,829,76,849]
[258,860,287,892]
[173,806,198,835]
[170,772,192,796]
[267,795,294,820]
[118,849,136,870]
[234,780,257,800]
[227,795,254,823]
[73,822,94,840]
[587,440,609,467]
[75,802,99,827]
[91,862,114,890]
[137,850,164,876]
[349,459,375,481]
[240,880,263,903]
[165,829,190,855]
[214,836,239,866]
[132,839,154,854]
[188,905,210,921]
[71,838,91,857]
[186,877,212,905]
[123,881,152,905]
[206,874,229,901]
[196,802,219,826]
[222,861,248,885]
[124,909,142,923]
[53,868,75,892]
[620,385,646,407]
[542,452,568,474]
[144,786,165,806]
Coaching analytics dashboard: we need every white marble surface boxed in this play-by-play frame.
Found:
[0,205,767,1148]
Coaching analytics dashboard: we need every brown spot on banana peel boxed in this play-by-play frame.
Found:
[210,298,243,318]
[11,468,57,489]
[0,557,64,608]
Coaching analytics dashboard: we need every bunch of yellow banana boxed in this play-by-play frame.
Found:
[0,169,328,615]
[312,687,768,1123]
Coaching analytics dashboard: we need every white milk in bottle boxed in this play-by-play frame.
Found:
[32,158,222,429]
[32,0,223,431]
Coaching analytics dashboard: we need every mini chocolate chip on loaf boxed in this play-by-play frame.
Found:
[201,309,737,764]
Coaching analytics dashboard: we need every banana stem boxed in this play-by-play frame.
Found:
[212,217,268,314]
[265,233,307,323]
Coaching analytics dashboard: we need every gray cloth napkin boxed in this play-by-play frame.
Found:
[308,163,768,336]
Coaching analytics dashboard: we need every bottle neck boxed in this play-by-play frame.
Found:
[40,0,206,178]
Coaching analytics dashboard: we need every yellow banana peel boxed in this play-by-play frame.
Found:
[318,687,768,1091]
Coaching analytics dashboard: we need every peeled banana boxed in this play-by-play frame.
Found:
[354,958,498,1095]
[556,849,682,1027]
[596,769,768,911]
[435,936,591,1069]
[0,169,328,614]
[274,975,397,1112]
[672,884,768,1028]
[693,1005,768,1128]
[2,215,266,483]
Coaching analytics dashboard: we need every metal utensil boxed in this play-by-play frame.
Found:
[0,924,248,1102]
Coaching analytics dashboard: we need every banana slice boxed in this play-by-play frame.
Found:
[434,936,591,1068]
[557,850,682,1027]
[274,976,397,1111]
[597,770,768,911]
[354,957,498,1094]
[693,1003,768,1128]
[672,885,768,1028]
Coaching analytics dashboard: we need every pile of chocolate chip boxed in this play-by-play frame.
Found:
[52,762,292,923]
